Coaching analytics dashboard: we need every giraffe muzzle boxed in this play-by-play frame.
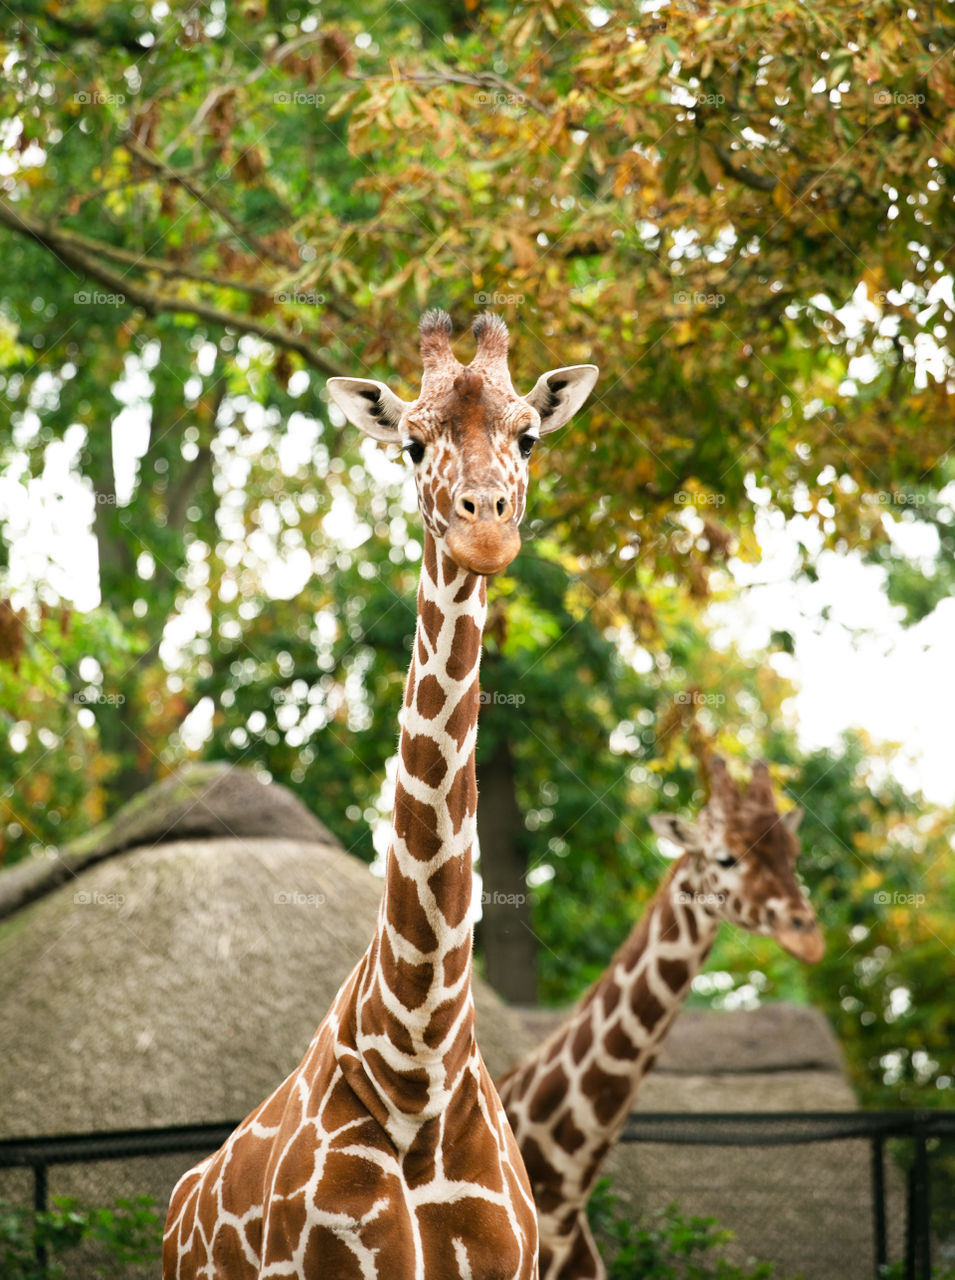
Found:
[775,914,825,963]
[445,489,521,574]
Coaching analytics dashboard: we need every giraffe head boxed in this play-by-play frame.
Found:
[650,756,824,963]
[327,310,598,575]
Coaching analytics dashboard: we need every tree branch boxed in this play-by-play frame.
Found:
[32,225,277,297]
[122,137,297,269]
[0,198,346,376]
[710,142,779,192]
[347,64,551,118]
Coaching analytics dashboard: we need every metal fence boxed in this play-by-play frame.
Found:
[0,1111,952,1278]
[619,1110,955,1280]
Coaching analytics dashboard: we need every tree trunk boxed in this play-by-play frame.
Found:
[87,430,153,806]
[476,737,538,1005]
[86,379,220,809]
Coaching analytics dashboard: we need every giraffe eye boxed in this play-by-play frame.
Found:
[402,439,425,465]
[716,852,738,868]
[518,432,538,459]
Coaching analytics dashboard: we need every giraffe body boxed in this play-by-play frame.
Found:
[496,757,825,1280]
[164,961,535,1279]
[163,312,598,1280]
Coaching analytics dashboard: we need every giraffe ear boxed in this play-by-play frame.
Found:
[523,365,599,435]
[326,377,408,443]
[649,813,702,851]
[782,807,804,834]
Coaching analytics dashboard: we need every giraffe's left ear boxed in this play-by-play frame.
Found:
[523,365,599,435]
[326,377,408,443]
[649,812,703,852]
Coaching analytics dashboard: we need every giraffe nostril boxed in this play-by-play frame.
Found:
[454,491,512,523]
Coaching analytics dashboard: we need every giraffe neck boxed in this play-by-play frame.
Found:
[353,531,487,1136]
[500,855,719,1211]
[577,853,720,1098]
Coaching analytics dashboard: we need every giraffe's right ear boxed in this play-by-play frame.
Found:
[649,813,703,851]
[523,365,599,435]
[326,377,408,443]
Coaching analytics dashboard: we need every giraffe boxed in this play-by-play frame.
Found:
[495,755,825,1280]
[162,310,598,1280]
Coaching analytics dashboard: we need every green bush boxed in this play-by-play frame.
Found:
[587,1179,776,1280]
[0,1195,162,1278]
[587,1180,955,1280]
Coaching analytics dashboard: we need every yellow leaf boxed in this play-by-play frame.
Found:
[414,92,441,132]
[512,10,537,49]
[772,182,794,215]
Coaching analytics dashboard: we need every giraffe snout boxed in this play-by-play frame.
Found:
[453,488,514,524]
[775,907,825,964]
[446,486,521,575]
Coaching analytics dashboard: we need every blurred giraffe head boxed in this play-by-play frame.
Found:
[327,311,598,575]
[650,755,824,963]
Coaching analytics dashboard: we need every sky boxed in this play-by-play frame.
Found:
[712,506,955,806]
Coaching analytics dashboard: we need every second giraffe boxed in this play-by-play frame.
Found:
[497,755,824,1280]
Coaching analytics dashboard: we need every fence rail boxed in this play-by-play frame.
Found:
[2,1111,953,1278]
[618,1110,955,1280]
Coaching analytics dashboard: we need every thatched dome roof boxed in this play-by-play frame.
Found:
[0,766,532,1270]
[0,761,334,920]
